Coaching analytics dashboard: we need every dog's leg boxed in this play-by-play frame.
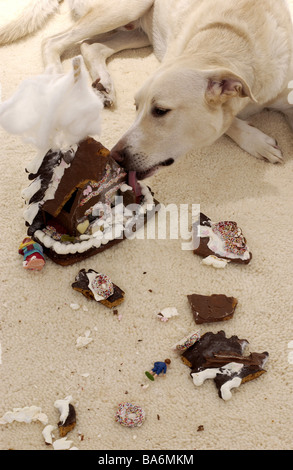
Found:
[225,117,283,164]
[80,29,150,107]
[42,0,154,72]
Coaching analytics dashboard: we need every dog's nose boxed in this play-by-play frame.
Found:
[110,139,128,164]
[110,149,125,163]
[161,158,174,167]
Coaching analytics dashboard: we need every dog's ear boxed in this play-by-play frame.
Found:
[205,69,257,105]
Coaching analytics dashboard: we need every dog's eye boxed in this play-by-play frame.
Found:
[152,107,171,117]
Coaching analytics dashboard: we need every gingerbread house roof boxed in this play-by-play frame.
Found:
[42,137,110,218]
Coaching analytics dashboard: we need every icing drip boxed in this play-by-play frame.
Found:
[23,147,76,232]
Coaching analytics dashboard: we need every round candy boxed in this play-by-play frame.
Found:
[115,402,145,428]
[91,273,114,299]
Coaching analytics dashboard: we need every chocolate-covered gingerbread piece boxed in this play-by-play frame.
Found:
[181,330,248,370]
[187,293,238,324]
[193,213,252,265]
[182,331,269,400]
[192,352,269,400]
[72,268,125,308]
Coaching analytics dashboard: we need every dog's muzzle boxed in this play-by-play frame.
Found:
[110,143,175,180]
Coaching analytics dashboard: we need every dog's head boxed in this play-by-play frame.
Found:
[111,62,255,179]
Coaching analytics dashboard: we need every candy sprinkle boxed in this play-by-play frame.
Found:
[172,330,201,351]
[212,221,247,256]
[115,402,146,428]
[91,273,114,299]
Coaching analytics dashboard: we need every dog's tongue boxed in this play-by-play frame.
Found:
[128,171,142,199]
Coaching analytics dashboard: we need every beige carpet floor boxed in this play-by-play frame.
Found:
[0,0,293,451]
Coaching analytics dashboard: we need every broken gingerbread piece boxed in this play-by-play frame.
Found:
[187,293,238,324]
[58,404,76,437]
[181,330,248,370]
[182,331,268,400]
[72,268,125,308]
[192,352,269,400]
[54,396,76,437]
[193,213,252,265]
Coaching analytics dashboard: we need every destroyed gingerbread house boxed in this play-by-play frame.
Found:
[22,137,157,265]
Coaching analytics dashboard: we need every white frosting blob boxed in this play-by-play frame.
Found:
[201,255,230,268]
[54,395,73,425]
[191,362,244,400]
[0,406,48,425]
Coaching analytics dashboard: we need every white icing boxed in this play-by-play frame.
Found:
[221,376,242,400]
[25,149,47,175]
[23,147,75,230]
[76,330,93,349]
[201,255,230,268]
[43,159,70,202]
[54,395,73,425]
[42,424,56,445]
[0,406,48,425]
[53,437,74,450]
[192,368,220,386]
[70,303,80,310]
[21,176,41,202]
[120,183,133,192]
[23,202,40,225]
[157,307,179,322]
[191,362,244,400]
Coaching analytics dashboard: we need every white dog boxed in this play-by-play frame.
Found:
[1,0,293,179]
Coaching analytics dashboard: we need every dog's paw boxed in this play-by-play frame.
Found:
[227,121,284,164]
[92,79,116,108]
[248,130,283,164]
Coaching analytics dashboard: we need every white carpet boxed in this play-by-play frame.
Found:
[0,0,293,451]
